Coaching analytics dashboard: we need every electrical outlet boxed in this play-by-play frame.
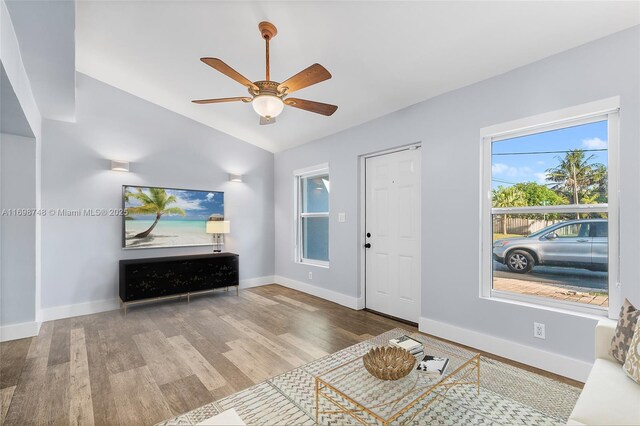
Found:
[308,272,313,280]
[534,322,545,339]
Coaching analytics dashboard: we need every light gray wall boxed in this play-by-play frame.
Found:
[1,133,37,325]
[0,1,41,140]
[1,63,34,138]
[40,73,275,309]
[2,1,44,329]
[274,26,640,363]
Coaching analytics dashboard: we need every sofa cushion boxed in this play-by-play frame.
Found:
[595,320,617,362]
[569,358,640,425]
[609,298,639,364]
[623,319,640,384]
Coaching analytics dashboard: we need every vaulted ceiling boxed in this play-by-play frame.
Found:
[76,1,639,153]
[6,0,76,122]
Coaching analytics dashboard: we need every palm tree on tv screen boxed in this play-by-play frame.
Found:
[126,188,186,238]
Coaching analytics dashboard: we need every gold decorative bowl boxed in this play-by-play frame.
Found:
[363,346,416,381]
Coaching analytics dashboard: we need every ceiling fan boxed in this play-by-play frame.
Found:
[192,21,337,125]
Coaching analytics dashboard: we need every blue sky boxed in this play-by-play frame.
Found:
[492,120,608,189]
[125,187,224,221]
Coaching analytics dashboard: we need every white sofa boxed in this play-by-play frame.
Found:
[568,319,640,425]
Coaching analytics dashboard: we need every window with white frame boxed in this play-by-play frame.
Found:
[481,98,620,316]
[295,164,330,266]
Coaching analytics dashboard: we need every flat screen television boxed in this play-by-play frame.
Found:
[122,185,224,249]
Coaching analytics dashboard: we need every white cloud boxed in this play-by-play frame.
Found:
[171,197,206,211]
[126,188,209,216]
[205,192,216,201]
[492,163,532,177]
[492,163,508,174]
[581,137,607,150]
[534,172,547,184]
[166,190,207,211]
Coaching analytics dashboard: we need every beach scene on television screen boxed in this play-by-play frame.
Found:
[124,186,224,249]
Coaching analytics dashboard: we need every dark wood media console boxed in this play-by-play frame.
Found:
[119,253,239,312]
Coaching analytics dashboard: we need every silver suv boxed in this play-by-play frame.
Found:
[493,219,608,273]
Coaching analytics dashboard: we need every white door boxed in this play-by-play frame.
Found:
[365,148,421,322]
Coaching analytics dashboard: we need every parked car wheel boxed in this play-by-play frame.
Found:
[506,250,534,273]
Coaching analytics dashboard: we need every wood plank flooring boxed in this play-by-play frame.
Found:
[1,284,583,425]
[0,285,414,425]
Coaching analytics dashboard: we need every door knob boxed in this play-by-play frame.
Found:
[364,243,371,248]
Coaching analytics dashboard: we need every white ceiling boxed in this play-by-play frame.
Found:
[76,1,640,153]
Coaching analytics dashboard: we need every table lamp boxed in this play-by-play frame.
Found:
[206,220,230,252]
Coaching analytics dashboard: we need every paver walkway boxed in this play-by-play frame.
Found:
[493,277,608,307]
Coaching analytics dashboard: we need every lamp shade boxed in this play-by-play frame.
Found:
[252,95,284,118]
[206,220,230,234]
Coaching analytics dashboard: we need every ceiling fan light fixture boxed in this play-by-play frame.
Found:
[192,22,337,124]
[252,94,284,118]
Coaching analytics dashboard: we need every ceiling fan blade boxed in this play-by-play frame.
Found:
[277,64,331,94]
[284,98,338,116]
[192,97,252,104]
[260,116,276,125]
[200,58,259,91]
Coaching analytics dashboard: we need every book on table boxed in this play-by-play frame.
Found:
[389,335,423,355]
[416,355,450,376]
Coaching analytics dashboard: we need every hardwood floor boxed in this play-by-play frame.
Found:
[0,285,415,425]
[1,284,584,425]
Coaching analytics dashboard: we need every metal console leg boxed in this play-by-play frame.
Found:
[315,378,319,424]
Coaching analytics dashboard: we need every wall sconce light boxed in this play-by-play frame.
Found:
[229,174,243,182]
[206,220,230,252]
[111,160,130,172]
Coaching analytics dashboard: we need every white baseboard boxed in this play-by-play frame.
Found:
[274,275,360,309]
[419,317,592,382]
[38,277,273,323]
[240,275,275,289]
[33,277,353,324]
[41,298,120,322]
[0,320,41,342]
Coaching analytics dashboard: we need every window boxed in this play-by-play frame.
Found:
[295,164,329,266]
[481,98,619,316]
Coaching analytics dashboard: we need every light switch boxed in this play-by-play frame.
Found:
[338,212,346,223]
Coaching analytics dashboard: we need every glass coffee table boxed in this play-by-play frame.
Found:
[314,338,480,425]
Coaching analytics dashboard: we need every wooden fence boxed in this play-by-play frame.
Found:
[493,217,562,236]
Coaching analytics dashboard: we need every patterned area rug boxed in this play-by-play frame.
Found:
[157,329,581,425]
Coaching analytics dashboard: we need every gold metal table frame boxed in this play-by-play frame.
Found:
[315,352,481,425]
